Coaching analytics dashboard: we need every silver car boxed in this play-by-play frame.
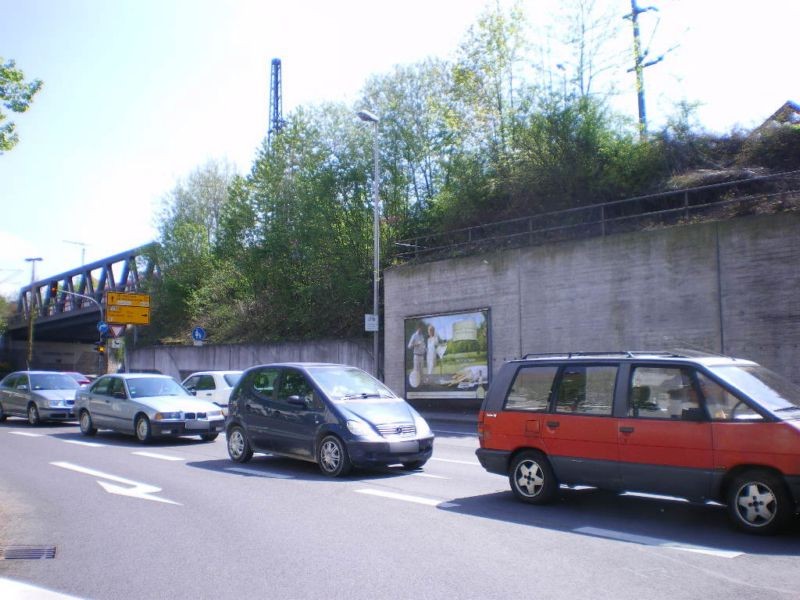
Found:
[0,371,79,425]
[75,373,225,443]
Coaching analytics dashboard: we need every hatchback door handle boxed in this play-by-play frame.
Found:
[620,426,634,433]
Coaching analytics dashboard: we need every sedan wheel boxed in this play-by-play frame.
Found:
[727,470,791,535]
[509,451,558,505]
[27,403,41,426]
[317,435,352,477]
[79,410,97,436]
[200,433,219,442]
[227,426,253,463]
[135,415,152,443]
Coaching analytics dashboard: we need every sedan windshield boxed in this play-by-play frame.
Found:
[30,373,80,390]
[307,366,398,403]
[127,377,189,398]
[709,365,800,415]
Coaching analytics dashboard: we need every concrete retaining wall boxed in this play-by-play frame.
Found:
[384,213,800,396]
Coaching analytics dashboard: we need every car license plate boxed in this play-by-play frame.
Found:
[389,440,419,453]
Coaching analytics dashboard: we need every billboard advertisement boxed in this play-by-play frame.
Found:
[404,308,490,400]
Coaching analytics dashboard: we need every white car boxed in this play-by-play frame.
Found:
[182,371,242,414]
[75,373,224,442]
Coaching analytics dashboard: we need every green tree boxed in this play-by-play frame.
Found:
[0,58,42,153]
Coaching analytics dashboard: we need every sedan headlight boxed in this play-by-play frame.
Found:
[154,412,182,421]
[346,419,381,440]
[207,410,223,418]
[48,399,68,408]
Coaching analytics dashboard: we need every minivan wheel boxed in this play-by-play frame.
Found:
[135,415,152,443]
[509,450,558,504]
[79,410,97,436]
[317,435,352,477]
[0,402,6,422]
[726,470,791,535]
[27,403,41,426]
[227,426,253,463]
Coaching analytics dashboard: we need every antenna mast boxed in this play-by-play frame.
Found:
[268,58,285,147]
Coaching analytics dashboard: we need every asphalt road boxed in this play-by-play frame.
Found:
[1,417,799,600]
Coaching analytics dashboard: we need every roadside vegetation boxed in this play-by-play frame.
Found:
[144,2,800,346]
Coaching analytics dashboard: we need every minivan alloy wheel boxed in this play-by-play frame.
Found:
[509,451,558,504]
[727,470,791,535]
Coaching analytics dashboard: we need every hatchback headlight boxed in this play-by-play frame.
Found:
[346,419,381,440]
[154,412,182,420]
[414,414,433,438]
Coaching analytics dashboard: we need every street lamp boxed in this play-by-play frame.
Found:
[24,257,42,368]
[357,109,381,378]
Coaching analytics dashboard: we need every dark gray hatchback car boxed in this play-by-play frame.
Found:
[226,363,434,476]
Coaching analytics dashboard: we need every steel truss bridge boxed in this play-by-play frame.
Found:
[6,245,158,343]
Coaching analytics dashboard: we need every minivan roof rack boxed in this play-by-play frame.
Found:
[518,350,712,360]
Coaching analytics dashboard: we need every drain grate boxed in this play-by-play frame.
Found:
[0,545,57,560]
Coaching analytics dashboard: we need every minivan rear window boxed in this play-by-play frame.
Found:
[504,366,557,411]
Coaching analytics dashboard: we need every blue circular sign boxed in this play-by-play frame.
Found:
[191,326,206,341]
[97,321,109,335]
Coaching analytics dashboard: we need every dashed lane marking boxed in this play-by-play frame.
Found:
[63,440,105,447]
[574,527,743,558]
[224,467,294,479]
[431,457,480,466]
[355,488,459,508]
[9,431,44,437]
[132,451,184,461]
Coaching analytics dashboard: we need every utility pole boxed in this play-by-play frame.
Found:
[63,240,88,265]
[624,0,670,139]
[24,257,42,368]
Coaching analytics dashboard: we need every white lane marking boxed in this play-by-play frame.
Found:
[225,467,294,479]
[9,431,43,437]
[408,472,448,480]
[132,451,184,461]
[0,577,83,599]
[432,428,477,437]
[431,457,480,466]
[574,527,743,558]
[63,440,105,447]
[355,488,459,508]
[50,461,180,505]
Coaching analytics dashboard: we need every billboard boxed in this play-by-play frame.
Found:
[404,308,490,400]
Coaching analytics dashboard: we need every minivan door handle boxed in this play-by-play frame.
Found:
[619,426,635,433]
[546,421,560,429]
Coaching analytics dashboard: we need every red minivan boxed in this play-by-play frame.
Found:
[475,351,800,534]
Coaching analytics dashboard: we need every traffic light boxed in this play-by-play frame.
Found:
[94,341,106,354]
[49,281,58,298]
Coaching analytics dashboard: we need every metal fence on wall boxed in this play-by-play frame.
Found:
[393,171,800,263]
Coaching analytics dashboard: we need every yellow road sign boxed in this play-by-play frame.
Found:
[105,292,151,325]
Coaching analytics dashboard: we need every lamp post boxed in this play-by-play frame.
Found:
[24,257,42,368]
[357,109,381,378]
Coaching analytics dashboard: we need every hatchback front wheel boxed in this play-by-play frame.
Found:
[227,426,253,463]
[317,435,351,477]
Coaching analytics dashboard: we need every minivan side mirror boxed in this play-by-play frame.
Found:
[681,407,706,422]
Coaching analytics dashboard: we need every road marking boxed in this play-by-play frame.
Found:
[431,457,480,466]
[63,440,105,447]
[132,451,184,461]
[574,527,743,558]
[432,428,477,436]
[408,472,448,480]
[50,461,180,505]
[9,431,43,437]
[355,488,459,508]
[225,467,294,479]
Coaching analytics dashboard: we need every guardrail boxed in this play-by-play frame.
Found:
[392,171,800,263]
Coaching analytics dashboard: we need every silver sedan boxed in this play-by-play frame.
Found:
[0,371,79,425]
[74,373,225,443]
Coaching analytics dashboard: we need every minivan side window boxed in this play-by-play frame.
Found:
[697,372,763,421]
[251,368,280,402]
[555,365,617,416]
[504,366,557,411]
[628,366,702,420]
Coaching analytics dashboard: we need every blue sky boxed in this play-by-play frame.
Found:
[1,0,797,297]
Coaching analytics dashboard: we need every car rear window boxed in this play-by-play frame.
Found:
[504,365,558,411]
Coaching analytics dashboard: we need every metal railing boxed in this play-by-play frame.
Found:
[392,170,800,263]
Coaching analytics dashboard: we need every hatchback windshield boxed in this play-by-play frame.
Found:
[30,373,80,390]
[126,377,190,398]
[307,366,398,402]
[709,365,800,415]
